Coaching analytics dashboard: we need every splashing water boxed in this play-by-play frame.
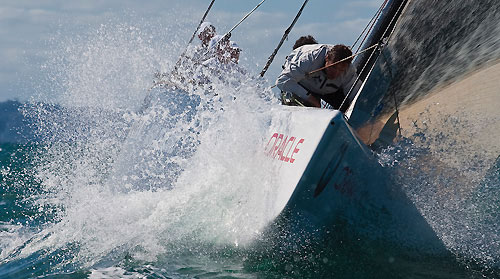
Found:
[377,114,500,273]
[1,3,500,278]
[1,17,283,276]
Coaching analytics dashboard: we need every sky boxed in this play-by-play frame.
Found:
[0,0,385,103]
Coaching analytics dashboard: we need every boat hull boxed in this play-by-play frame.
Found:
[262,108,448,255]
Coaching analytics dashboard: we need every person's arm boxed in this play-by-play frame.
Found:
[276,63,309,100]
[276,47,326,105]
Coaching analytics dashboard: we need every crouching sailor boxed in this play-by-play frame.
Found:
[276,44,360,112]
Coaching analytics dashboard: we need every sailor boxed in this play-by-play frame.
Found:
[206,35,243,65]
[280,35,318,78]
[198,22,216,47]
[188,22,217,63]
[207,34,226,59]
[171,22,217,82]
[194,39,245,85]
[190,39,246,106]
[202,40,243,71]
[276,44,360,111]
[228,41,241,64]
[292,35,318,50]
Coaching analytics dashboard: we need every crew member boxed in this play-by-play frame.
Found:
[172,22,217,81]
[190,22,217,62]
[276,44,360,111]
[194,39,245,85]
[292,35,318,50]
[198,22,216,47]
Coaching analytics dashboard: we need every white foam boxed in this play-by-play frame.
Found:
[5,17,283,269]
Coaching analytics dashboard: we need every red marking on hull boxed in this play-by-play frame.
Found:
[265,133,304,164]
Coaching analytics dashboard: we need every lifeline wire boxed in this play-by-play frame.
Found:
[351,0,381,49]
[259,0,309,77]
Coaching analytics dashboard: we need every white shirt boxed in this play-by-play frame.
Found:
[276,44,359,104]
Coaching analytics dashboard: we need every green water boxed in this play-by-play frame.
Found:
[1,143,498,278]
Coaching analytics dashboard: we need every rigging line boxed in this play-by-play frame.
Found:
[225,0,267,38]
[338,43,381,112]
[355,0,389,53]
[352,0,388,50]
[380,0,408,45]
[205,0,268,55]
[259,0,310,77]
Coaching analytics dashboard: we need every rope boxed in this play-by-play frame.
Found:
[259,0,309,77]
[306,43,379,76]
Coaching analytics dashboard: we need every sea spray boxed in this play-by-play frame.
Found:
[377,118,500,271]
[1,17,285,274]
[2,1,500,277]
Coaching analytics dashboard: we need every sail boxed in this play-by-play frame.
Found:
[348,0,500,166]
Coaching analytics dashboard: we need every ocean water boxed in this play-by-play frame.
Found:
[1,1,500,278]
[2,139,498,279]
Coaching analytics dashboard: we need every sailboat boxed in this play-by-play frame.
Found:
[135,0,499,259]
[259,0,500,255]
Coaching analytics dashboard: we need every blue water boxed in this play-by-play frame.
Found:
[1,140,499,278]
[1,0,500,278]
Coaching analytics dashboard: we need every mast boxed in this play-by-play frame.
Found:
[354,0,408,82]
